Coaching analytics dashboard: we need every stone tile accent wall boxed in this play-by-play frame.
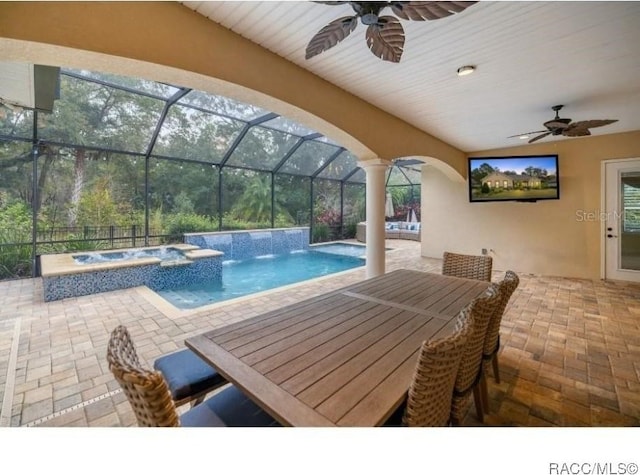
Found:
[42,249,222,302]
[185,227,310,260]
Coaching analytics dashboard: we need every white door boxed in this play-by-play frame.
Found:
[604,159,640,282]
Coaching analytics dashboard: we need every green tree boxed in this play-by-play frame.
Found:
[471,163,495,182]
[231,174,292,224]
[174,191,195,214]
[1,67,365,271]
[524,166,548,177]
[37,73,164,225]
[76,177,119,226]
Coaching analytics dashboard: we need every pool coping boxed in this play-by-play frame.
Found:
[309,241,394,259]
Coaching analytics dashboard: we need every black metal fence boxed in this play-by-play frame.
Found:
[0,222,357,280]
[0,225,172,280]
[35,225,158,248]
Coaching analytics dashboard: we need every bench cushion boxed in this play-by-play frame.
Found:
[181,386,280,427]
[154,349,226,401]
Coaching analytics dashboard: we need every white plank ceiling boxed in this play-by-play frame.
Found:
[181,1,640,153]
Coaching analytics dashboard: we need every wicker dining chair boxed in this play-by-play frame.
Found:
[107,325,279,427]
[401,310,475,427]
[479,270,520,411]
[442,251,493,282]
[450,283,500,425]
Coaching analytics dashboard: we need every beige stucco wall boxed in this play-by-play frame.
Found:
[420,131,640,279]
[0,1,465,174]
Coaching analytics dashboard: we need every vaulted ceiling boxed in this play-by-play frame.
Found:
[181,1,640,153]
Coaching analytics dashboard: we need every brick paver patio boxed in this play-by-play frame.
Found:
[1,240,639,427]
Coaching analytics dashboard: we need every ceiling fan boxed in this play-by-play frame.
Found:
[509,105,619,144]
[305,1,477,63]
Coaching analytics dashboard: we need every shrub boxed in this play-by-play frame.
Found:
[221,214,268,231]
[343,222,357,239]
[316,208,340,226]
[0,243,32,279]
[0,201,33,279]
[164,213,219,240]
[0,201,32,235]
[312,223,329,243]
[62,235,109,252]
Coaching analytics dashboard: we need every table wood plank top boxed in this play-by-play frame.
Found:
[185,269,490,427]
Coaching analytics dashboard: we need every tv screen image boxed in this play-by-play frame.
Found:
[468,155,559,202]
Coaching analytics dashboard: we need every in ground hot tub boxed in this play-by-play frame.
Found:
[72,246,189,265]
[40,244,223,302]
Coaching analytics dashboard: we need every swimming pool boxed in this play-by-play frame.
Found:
[157,248,365,309]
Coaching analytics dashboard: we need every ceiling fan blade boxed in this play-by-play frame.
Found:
[305,16,358,60]
[528,132,551,144]
[507,130,548,138]
[391,1,477,21]
[563,127,591,137]
[366,16,405,63]
[563,119,617,137]
[570,119,618,130]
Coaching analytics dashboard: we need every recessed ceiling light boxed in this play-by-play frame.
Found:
[519,135,529,140]
[456,65,475,76]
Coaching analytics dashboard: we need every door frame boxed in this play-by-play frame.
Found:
[600,157,640,280]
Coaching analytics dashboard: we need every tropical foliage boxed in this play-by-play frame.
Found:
[0,68,376,279]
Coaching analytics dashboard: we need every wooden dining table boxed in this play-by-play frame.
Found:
[185,269,490,427]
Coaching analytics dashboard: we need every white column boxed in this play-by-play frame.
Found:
[358,158,391,278]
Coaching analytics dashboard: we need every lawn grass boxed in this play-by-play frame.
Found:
[471,188,557,201]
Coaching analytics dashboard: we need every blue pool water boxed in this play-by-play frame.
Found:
[157,249,365,309]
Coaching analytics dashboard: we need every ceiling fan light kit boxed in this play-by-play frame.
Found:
[306,1,478,63]
[509,105,618,143]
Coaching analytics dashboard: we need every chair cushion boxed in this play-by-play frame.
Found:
[180,399,228,427]
[153,349,226,401]
[181,386,280,427]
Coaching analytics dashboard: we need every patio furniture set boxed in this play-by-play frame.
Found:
[107,251,519,427]
[356,221,421,242]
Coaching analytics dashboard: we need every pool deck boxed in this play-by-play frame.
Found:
[1,239,640,427]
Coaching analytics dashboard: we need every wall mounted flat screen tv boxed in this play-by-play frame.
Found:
[468,154,559,203]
